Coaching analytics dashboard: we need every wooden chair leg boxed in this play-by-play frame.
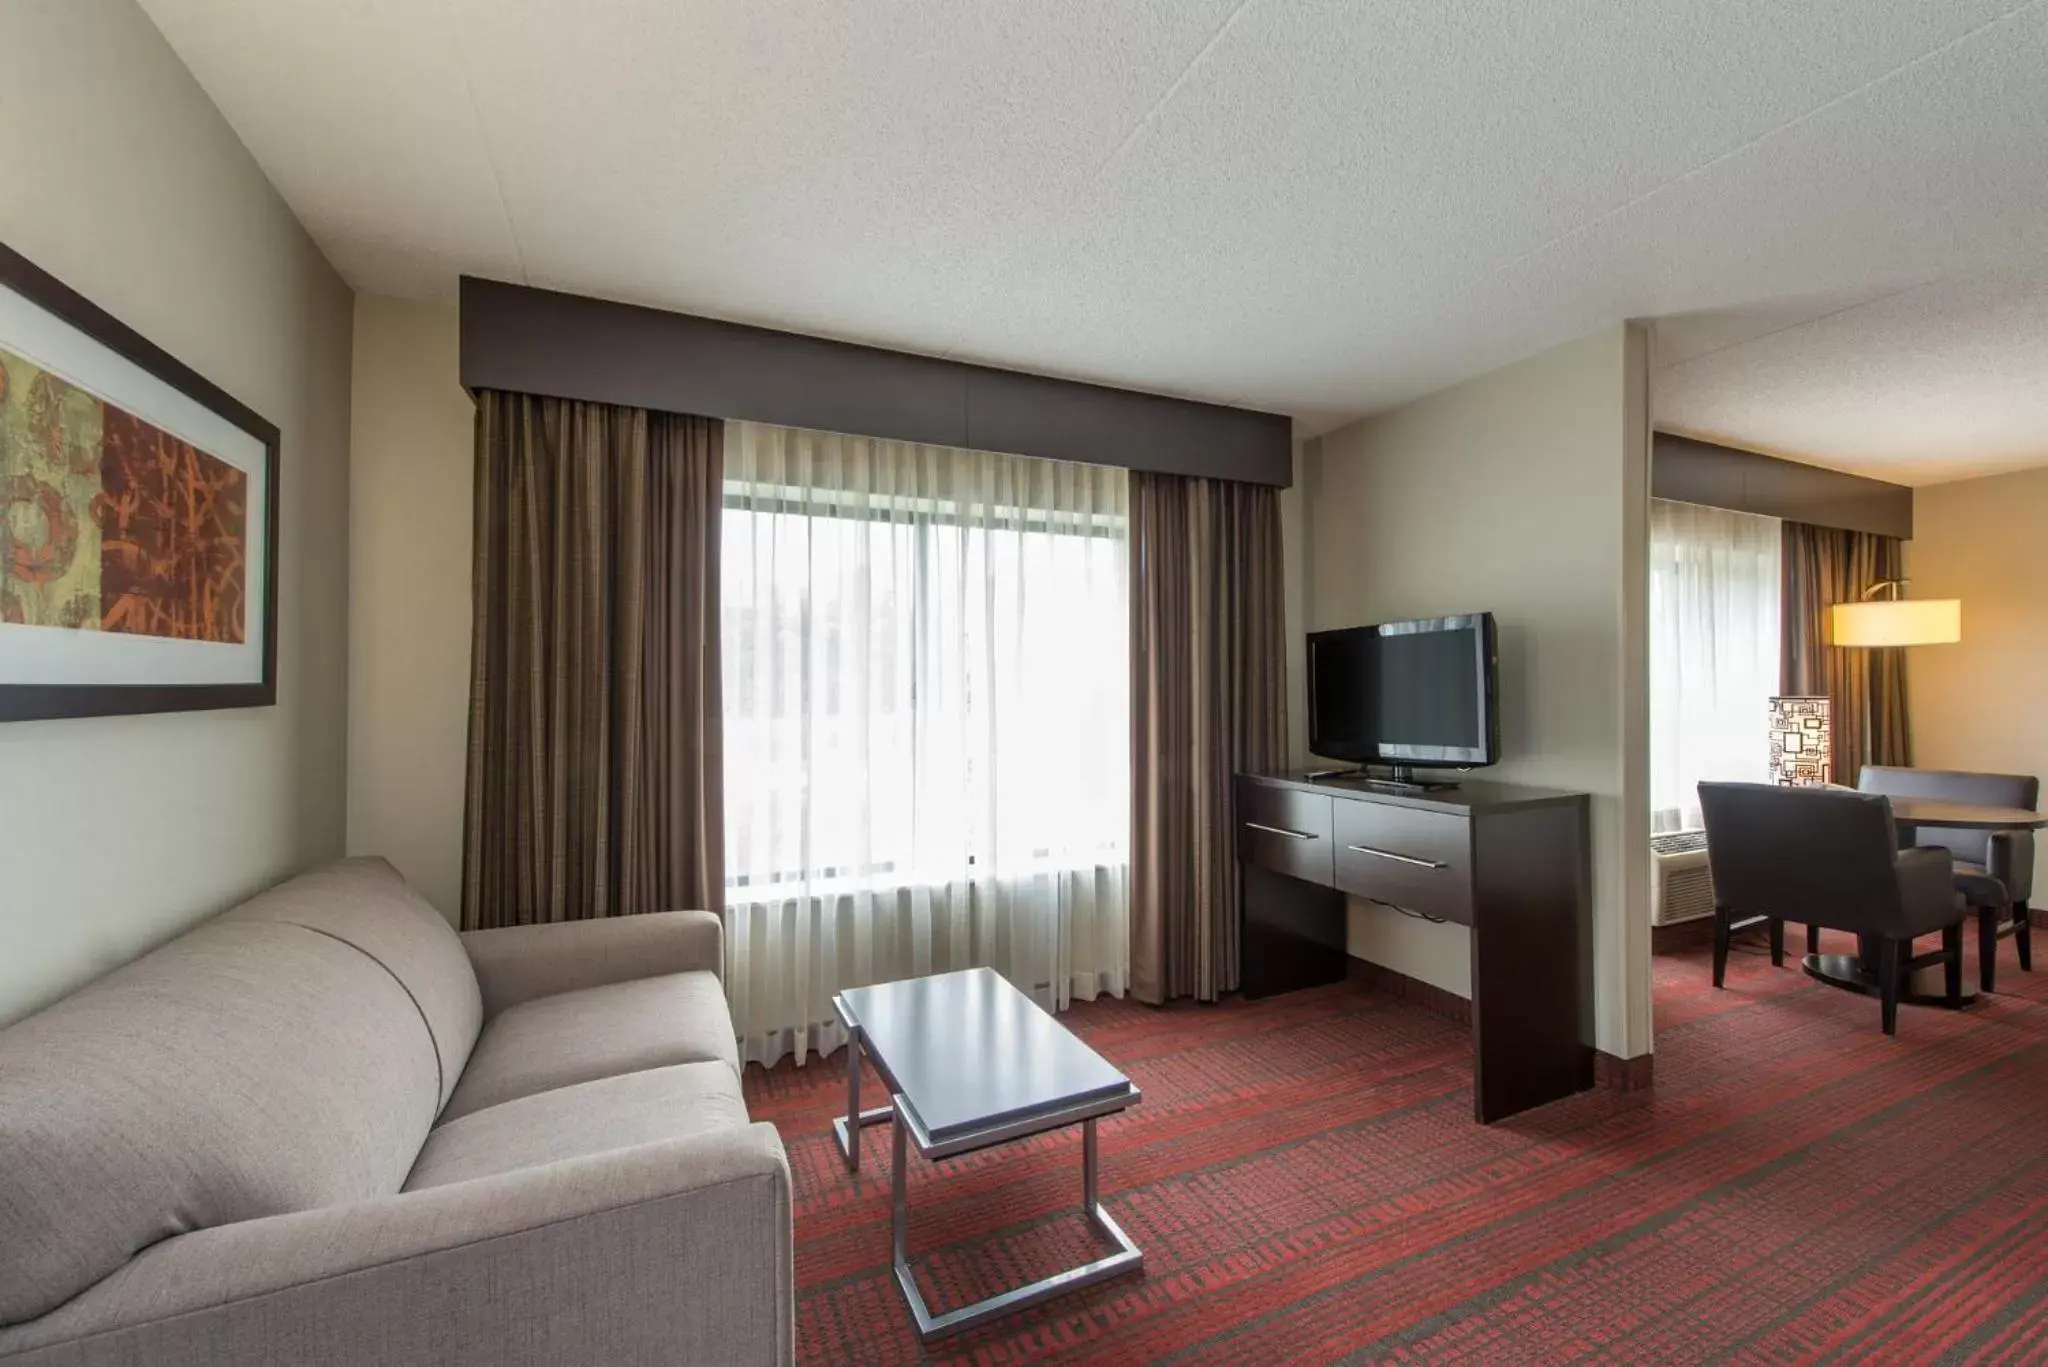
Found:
[1943,921,1964,1007]
[1979,906,1999,993]
[1876,938,1902,1036]
[1712,906,1732,989]
[1769,917,1785,968]
[1806,923,1820,956]
[2017,901,2033,972]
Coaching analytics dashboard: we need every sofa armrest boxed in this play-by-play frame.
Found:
[460,910,723,1018]
[0,1124,793,1367]
[1987,829,2036,905]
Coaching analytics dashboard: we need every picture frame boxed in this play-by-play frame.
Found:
[1,241,280,725]
[0,240,280,722]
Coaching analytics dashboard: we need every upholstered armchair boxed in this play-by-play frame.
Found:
[1697,781,1966,1035]
[1859,766,2037,991]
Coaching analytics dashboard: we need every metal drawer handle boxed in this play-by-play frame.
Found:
[1346,843,1446,870]
[1245,821,1317,841]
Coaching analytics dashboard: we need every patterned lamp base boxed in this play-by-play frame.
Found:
[1769,696,1833,786]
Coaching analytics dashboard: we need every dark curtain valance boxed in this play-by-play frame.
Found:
[1654,433,1912,540]
[459,276,1293,488]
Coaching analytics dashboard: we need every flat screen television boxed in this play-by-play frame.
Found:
[1307,613,1500,771]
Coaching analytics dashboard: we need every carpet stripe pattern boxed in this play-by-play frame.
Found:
[742,930,2048,1364]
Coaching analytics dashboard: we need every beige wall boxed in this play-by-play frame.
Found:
[347,298,474,920]
[1301,325,1653,1059]
[0,0,355,1023]
[1908,465,2048,868]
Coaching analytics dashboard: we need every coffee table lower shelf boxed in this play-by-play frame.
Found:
[883,1095,1141,1340]
[831,1002,1143,1342]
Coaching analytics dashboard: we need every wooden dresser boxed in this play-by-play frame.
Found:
[1235,771,1593,1123]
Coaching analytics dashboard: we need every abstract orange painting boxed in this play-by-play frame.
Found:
[2,240,277,723]
[0,344,247,643]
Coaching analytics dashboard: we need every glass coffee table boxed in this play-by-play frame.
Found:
[831,967,1143,1341]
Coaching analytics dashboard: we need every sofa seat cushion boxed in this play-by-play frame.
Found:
[440,971,739,1122]
[405,1062,749,1191]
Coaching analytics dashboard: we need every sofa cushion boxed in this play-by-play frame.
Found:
[0,918,442,1326]
[404,1061,749,1191]
[222,856,482,1110]
[440,971,739,1122]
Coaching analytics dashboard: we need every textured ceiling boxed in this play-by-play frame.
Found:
[1655,275,2048,486]
[138,0,2048,451]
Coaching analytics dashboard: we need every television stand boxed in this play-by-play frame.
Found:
[1235,771,1594,1123]
[1302,765,1460,794]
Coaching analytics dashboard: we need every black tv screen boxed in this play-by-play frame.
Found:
[1308,614,1499,767]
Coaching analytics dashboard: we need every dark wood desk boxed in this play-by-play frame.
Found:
[1235,771,1594,1123]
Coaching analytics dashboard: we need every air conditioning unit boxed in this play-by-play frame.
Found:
[1651,831,1716,927]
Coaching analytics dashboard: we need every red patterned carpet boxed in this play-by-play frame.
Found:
[742,930,2048,1365]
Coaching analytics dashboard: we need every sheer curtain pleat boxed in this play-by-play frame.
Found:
[1649,499,1782,833]
[722,421,1130,1068]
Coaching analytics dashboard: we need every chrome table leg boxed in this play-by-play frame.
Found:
[888,1098,1143,1342]
[828,1011,892,1172]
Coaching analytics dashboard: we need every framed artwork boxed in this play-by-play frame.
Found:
[0,241,279,722]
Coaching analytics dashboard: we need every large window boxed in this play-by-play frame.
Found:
[1649,499,1782,833]
[721,421,1129,1066]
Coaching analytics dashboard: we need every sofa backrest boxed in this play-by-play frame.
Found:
[220,857,482,1109]
[0,859,478,1326]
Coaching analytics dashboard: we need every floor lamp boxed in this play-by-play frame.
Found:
[1830,580,1962,649]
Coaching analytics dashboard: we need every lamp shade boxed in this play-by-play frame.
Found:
[1768,696,1832,787]
[1830,598,1961,647]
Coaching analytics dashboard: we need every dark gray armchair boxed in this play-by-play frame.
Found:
[1697,781,1965,1035]
[1859,766,2037,991]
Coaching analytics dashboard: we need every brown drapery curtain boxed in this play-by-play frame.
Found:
[1130,471,1287,1004]
[1781,520,1911,784]
[461,391,724,929]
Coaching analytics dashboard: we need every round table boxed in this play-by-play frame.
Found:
[1803,796,2048,1008]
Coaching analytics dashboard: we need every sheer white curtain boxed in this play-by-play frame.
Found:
[722,421,1130,1068]
[1649,498,1782,833]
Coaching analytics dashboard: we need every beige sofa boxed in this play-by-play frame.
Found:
[0,858,792,1366]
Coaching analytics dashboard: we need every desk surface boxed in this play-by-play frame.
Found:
[1888,796,2048,831]
[1247,769,1589,816]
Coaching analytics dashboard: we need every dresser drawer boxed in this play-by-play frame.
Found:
[1332,799,1472,925]
[1235,780,1334,886]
